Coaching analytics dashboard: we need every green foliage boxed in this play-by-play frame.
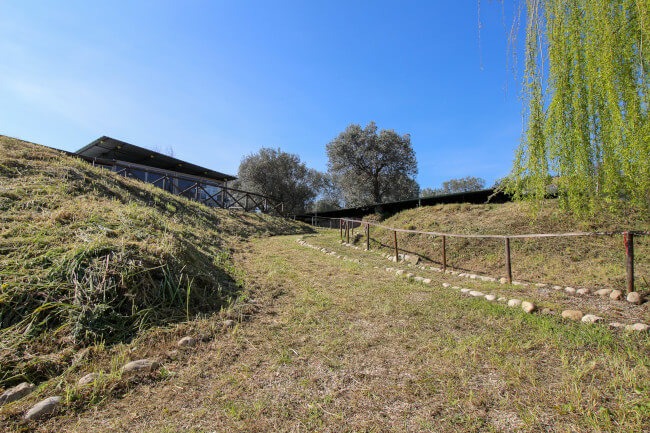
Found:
[236,148,320,215]
[508,0,650,216]
[326,121,419,206]
[421,176,486,197]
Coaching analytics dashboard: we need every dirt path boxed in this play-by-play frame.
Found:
[36,234,649,432]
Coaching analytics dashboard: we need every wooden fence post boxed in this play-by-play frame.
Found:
[366,223,370,250]
[442,235,447,272]
[393,230,399,262]
[346,221,350,244]
[339,219,343,239]
[504,237,512,284]
[624,232,635,292]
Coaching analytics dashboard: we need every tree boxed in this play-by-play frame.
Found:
[420,176,485,197]
[326,122,419,207]
[236,148,319,215]
[508,0,650,215]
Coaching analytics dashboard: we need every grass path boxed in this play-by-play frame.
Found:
[40,233,649,432]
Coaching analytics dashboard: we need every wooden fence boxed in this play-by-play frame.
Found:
[309,216,648,292]
[80,156,284,215]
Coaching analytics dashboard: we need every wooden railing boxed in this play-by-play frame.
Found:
[309,216,648,292]
[79,156,284,215]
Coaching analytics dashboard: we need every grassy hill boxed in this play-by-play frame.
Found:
[364,202,649,291]
[0,135,310,387]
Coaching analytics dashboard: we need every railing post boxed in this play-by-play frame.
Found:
[442,235,447,273]
[339,219,343,239]
[366,223,370,250]
[346,220,350,244]
[393,230,399,262]
[504,237,512,284]
[624,231,635,293]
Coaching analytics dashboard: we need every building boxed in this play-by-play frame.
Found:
[76,136,282,214]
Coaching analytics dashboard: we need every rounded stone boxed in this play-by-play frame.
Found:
[469,290,484,297]
[442,283,451,288]
[595,288,613,297]
[561,310,583,321]
[521,301,536,313]
[24,396,62,421]
[77,373,99,386]
[609,290,623,300]
[178,336,197,348]
[460,288,471,293]
[576,288,590,295]
[608,322,625,329]
[499,277,508,284]
[581,314,604,324]
[497,297,507,302]
[564,287,576,294]
[395,270,405,276]
[122,359,160,374]
[507,299,522,307]
[422,278,432,285]
[0,382,35,406]
[626,292,643,304]
[485,294,497,301]
[414,276,424,282]
[625,323,649,332]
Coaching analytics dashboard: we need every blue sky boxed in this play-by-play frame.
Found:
[0,1,524,190]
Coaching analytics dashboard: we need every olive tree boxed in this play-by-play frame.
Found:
[326,122,419,207]
[236,148,319,215]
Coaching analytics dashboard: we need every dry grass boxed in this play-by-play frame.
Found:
[11,233,648,433]
[0,135,310,396]
[363,202,649,292]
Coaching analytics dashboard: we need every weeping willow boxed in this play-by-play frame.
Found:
[510,0,650,215]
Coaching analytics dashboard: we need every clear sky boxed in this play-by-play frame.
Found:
[0,1,525,190]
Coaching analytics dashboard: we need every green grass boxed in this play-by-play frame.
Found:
[0,135,310,389]
[31,232,647,432]
[362,201,649,291]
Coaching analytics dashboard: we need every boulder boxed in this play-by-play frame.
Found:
[0,382,35,406]
[561,310,583,321]
[24,396,61,421]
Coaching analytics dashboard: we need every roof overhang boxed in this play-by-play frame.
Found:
[76,136,237,182]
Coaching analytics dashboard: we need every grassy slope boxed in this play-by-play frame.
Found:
[35,232,650,433]
[0,135,310,387]
[366,202,649,291]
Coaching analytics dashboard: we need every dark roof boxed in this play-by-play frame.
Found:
[297,188,511,221]
[76,136,237,182]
